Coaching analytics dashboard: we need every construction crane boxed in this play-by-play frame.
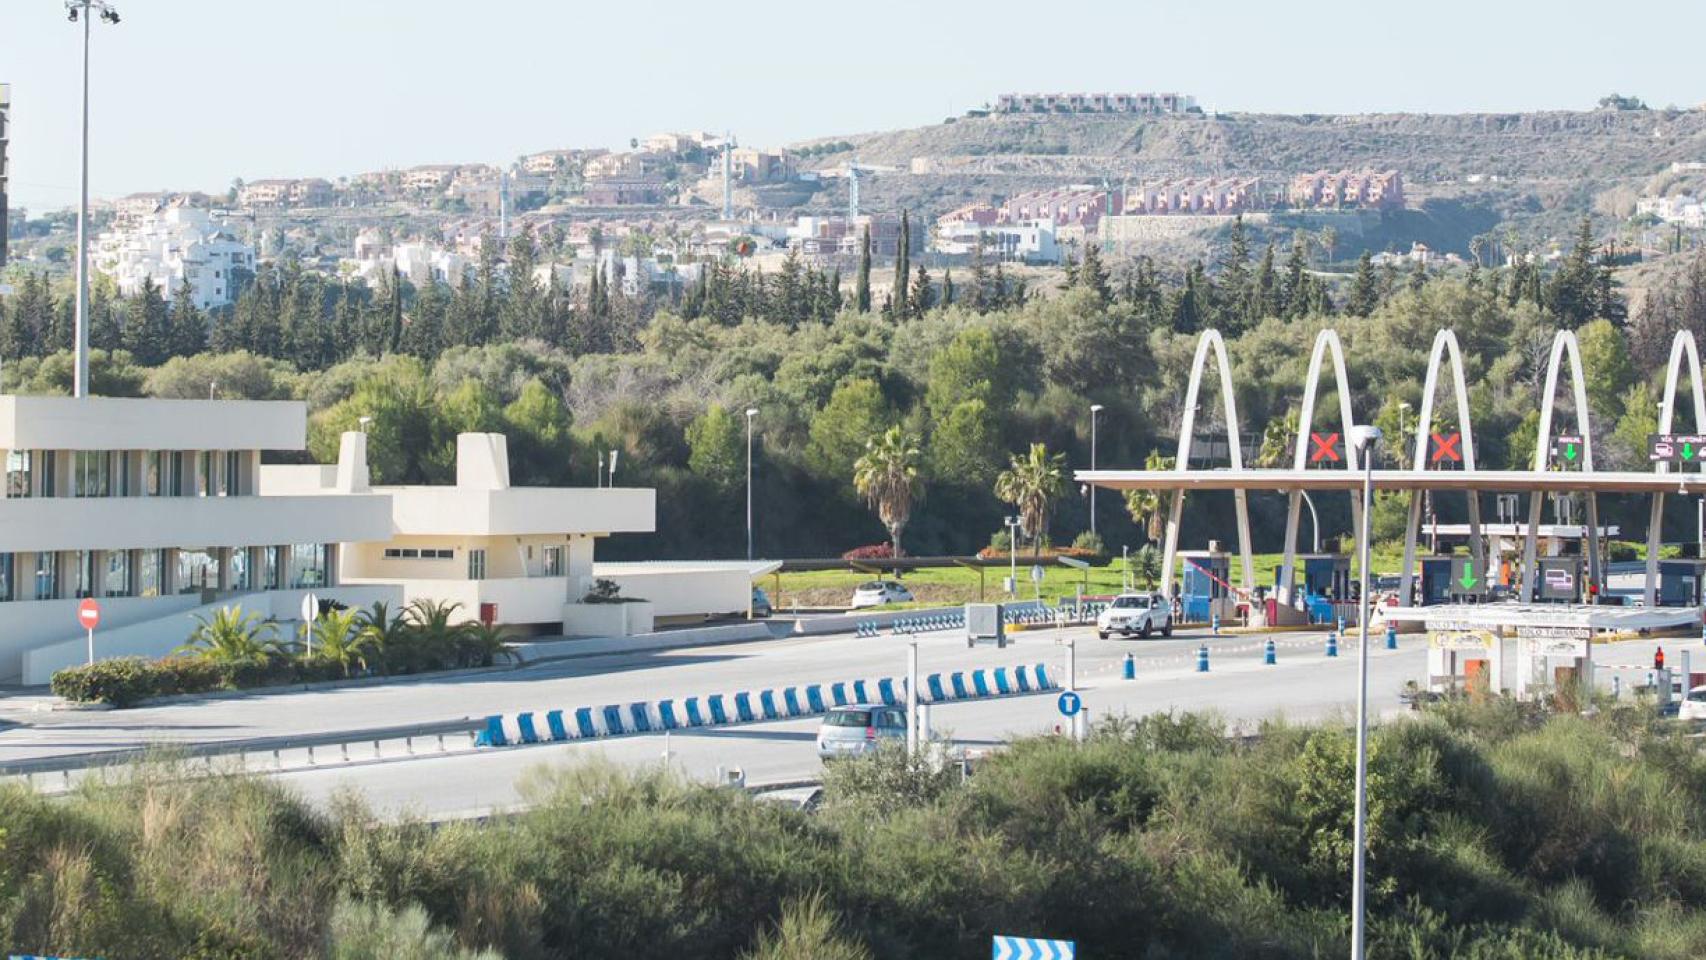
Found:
[839,159,897,221]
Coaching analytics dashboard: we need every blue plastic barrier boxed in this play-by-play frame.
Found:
[973,670,991,696]
[517,712,541,744]
[708,694,729,725]
[853,680,870,703]
[628,703,652,733]
[602,704,626,735]
[759,689,780,720]
[734,692,756,723]
[877,677,898,706]
[806,684,826,712]
[547,709,570,740]
[952,672,970,698]
[1034,662,1052,689]
[831,682,849,706]
[575,707,596,738]
[479,715,505,747]
[684,697,705,727]
[994,668,1012,694]
[657,701,679,731]
[927,673,947,701]
[784,687,804,717]
[1015,665,1032,692]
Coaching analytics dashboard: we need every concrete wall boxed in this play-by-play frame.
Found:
[379,486,654,538]
[20,584,402,685]
[0,593,201,680]
[343,576,570,628]
[0,492,394,553]
[0,396,307,452]
[597,566,755,619]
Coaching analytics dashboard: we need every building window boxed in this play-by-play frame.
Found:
[74,550,96,598]
[468,549,487,581]
[39,452,57,497]
[137,549,165,597]
[72,451,112,498]
[6,450,32,499]
[198,452,214,497]
[178,549,217,594]
[35,552,59,600]
[0,553,13,602]
[230,549,250,591]
[115,451,132,496]
[105,550,132,597]
[143,451,161,496]
[224,451,242,495]
[543,546,564,577]
[288,543,328,588]
[170,452,189,496]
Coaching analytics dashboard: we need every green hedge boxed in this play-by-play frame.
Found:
[50,655,342,706]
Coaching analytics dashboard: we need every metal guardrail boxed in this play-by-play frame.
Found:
[0,717,486,788]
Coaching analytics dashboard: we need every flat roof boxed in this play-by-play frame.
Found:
[1427,523,1619,537]
[376,486,655,537]
[1389,602,1698,631]
[595,560,784,578]
[1078,468,1706,494]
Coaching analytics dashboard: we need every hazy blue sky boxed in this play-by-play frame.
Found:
[5,0,1703,210]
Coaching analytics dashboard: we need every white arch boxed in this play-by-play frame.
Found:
[1519,330,1606,601]
[1398,330,1487,606]
[1639,332,1706,604]
[1278,329,1361,603]
[1160,330,1256,600]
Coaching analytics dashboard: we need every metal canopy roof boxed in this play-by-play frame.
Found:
[1388,603,1698,631]
[1076,468,1706,494]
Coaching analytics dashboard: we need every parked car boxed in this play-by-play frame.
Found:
[850,580,914,609]
[816,703,907,759]
[751,586,773,618]
[1096,592,1172,639]
[1680,685,1706,722]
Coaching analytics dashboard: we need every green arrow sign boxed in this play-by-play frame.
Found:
[1563,443,1578,462]
[1458,564,1479,590]
[1686,442,1697,461]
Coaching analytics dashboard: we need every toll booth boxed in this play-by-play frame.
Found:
[1178,549,1234,623]
[1604,559,1706,607]
[1272,554,1353,625]
[1418,557,1456,606]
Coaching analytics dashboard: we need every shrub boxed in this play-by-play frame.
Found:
[151,656,227,696]
[1071,530,1106,555]
[840,543,893,560]
[50,657,160,706]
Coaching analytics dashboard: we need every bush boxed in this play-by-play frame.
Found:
[840,543,893,560]
[1071,530,1106,555]
[988,529,1012,552]
[50,657,159,706]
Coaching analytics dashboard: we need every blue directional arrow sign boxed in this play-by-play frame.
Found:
[993,935,1076,959]
[1056,690,1082,717]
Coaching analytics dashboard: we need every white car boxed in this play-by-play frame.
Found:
[850,580,914,609]
[1680,685,1706,721]
[1097,592,1172,639]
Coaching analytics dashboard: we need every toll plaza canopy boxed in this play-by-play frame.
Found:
[1076,468,1706,494]
[1389,602,1698,633]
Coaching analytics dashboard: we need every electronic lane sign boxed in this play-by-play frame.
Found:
[1430,431,1463,464]
[1309,431,1343,463]
[1649,433,1706,463]
[1448,556,1488,598]
[1551,434,1585,467]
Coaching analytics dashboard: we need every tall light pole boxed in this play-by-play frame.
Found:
[67,0,120,399]
[1004,514,1022,594]
[1348,423,1383,960]
[1089,403,1104,538]
[745,407,758,560]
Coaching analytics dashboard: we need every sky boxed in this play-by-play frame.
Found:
[4,0,1704,211]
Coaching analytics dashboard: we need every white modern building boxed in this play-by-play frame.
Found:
[0,396,397,684]
[264,431,777,638]
[94,204,256,310]
[346,240,469,287]
[933,220,1060,263]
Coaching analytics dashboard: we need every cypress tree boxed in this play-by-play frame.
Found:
[168,278,208,359]
[856,227,872,312]
[122,277,172,365]
[891,210,910,319]
[942,268,954,307]
[1348,251,1380,317]
[910,263,934,313]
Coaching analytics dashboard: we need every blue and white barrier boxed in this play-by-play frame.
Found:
[475,661,1060,747]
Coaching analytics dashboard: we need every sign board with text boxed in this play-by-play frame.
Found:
[1649,433,1706,463]
[1550,434,1585,467]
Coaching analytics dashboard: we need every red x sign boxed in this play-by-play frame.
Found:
[1309,432,1342,463]
[1430,431,1463,463]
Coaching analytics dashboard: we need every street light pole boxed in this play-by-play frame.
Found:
[66,0,120,398]
[1348,423,1383,960]
[745,408,758,561]
[1089,404,1103,538]
[1005,514,1021,595]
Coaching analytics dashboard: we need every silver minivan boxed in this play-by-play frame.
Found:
[816,703,907,759]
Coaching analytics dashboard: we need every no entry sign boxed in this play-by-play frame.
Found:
[77,597,101,631]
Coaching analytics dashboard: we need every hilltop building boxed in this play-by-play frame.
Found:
[94,204,256,310]
[995,92,1197,115]
[239,178,333,208]
[1288,170,1405,210]
[1123,177,1265,215]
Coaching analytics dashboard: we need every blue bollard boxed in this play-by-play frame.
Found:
[1212,614,1220,636]
[1386,624,1398,650]
[1337,616,1346,637]
[1197,644,1210,673]
[1326,632,1339,657]
[1264,638,1276,665]
[1123,652,1136,679]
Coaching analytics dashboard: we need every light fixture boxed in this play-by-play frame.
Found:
[358,415,373,434]
[745,407,758,418]
[1349,424,1383,452]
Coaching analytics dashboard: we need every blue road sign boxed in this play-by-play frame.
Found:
[1056,690,1082,717]
[993,935,1076,959]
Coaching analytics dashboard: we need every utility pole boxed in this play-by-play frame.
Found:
[1089,403,1104,538]
[67,0,122,398]
[745,407,759,560]
[1348,423,1383,960]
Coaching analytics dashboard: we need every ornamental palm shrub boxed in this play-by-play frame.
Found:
[356,600,411,674]
[399,598,466,672]
[306,608,376,678]
[177,605,283,663]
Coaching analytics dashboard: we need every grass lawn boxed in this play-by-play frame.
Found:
[768,544,1422,610]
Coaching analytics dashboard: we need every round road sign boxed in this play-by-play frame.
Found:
[300,592,321,622]
[1030,564,1045,584]
[77,597,101,631]
[1057,690,1082,717]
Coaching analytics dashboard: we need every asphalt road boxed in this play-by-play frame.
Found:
[2,623,1689,819]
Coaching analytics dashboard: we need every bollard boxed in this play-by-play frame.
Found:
[1612,674,1622,699]
[1197,644,1210,673]
[1337,616,1346,637]
[1264,638,1276,665]
[1123,652,1136,680]
[1211,615,1220,636]
[1385,624,1398,650]
[1326,632,1339,657]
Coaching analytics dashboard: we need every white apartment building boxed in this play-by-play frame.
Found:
[1637,194,1706,229]
[95,205,256,310]
[0,396,397,684]
[934,220,1060,263]
[347,240,469,288]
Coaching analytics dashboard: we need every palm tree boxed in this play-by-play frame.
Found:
[1122,450,1175,544]
[177,606,282,662]
[852,426,923,558]
[994,443,1067,557]
[356,600,411,673]
[457,620,516,669]
[305,608,376,678]
[403,598,467,672]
